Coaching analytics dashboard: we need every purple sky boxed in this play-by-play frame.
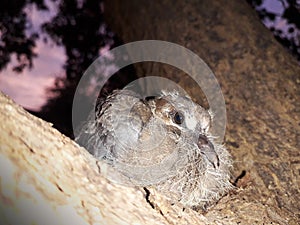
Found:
[0,1,66,111]
[0,40,66,110]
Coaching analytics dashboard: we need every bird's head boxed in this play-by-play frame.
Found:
[142,90,219,168]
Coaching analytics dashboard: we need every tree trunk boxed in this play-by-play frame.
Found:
[0,91,242,225]
[0,0,299,224]
[0,92,169,225]
[103,0,300,224]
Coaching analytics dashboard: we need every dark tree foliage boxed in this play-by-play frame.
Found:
[38,0,118,138]
[39,0,137,138]
[42,0,113,81]
[0,0,47,72]
[247,0,300,61]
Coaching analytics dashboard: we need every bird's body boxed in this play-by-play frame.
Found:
[76,89,233,209]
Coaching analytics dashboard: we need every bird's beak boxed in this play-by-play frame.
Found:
[197,134,220,168]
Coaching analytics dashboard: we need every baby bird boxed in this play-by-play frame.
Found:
[76,89,233,209]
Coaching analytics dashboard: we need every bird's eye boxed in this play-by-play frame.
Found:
[172,112,184,125]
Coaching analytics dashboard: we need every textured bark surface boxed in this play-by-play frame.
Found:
[0,92,170,225]
[104,0,300,224]
[0,92,234,225]
[0,1,299,225]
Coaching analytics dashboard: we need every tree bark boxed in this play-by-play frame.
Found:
[0,91,236,225]
[103,0,300,224]
[0,0,299,225]
[0,92,169,225]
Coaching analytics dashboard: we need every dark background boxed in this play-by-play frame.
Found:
[0,0,299,138]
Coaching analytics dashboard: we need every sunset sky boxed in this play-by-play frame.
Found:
[0,0,65,111]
